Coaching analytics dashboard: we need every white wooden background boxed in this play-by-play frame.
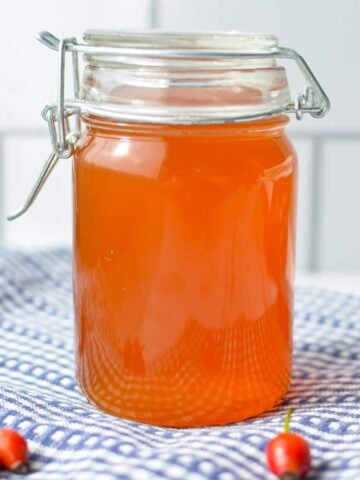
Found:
[1,0,360,273]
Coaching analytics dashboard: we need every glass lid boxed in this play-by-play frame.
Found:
[83,30,278,52]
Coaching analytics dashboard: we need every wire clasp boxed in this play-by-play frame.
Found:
[7,31,330,221]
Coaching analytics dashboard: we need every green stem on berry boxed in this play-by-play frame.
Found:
[283,408,294,433]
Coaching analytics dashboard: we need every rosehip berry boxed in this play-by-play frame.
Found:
[266,409,311,479]
[0,429,29,474]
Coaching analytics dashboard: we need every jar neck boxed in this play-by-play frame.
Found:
[80,65,290,125]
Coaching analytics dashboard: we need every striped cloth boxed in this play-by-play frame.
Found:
[0,248,359,480]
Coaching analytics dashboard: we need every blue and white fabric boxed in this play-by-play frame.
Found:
[0,249,359,479]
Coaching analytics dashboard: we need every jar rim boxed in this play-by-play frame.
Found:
[80,113,290,137]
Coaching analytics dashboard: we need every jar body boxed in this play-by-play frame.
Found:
[73,115,297,427]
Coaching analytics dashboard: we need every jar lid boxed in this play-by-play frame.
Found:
[80,30,291,124]
[83,30,278,53]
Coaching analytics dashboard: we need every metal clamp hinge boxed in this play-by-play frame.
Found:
[7,33,80,221]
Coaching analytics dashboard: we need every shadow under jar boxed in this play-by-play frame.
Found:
[73,31,299,427]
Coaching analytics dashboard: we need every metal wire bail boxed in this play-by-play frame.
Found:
[7,31,330,221]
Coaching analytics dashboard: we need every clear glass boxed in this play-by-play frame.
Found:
[80,30,291,123]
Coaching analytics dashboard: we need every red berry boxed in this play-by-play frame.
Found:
[266,432,311,478]
[0,429,29,474]
[266,409,311,479]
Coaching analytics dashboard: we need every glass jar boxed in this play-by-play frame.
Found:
[74,116,296,427]
[12,30,329,427]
